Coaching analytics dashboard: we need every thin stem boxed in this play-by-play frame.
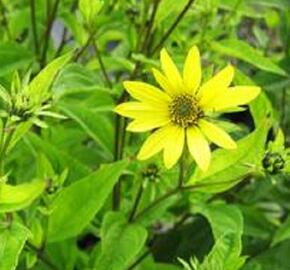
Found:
[54,27,68,58]
[178,153,185,187]
[112,179,121,210]
[54,0,77,58]
[30,0,39,56]
[73,31,96,61]
[221,0,243,27]
[133,173,250,222]
[0,0,12,40]
[92,41,112,88]
[134,186,181,222]
[111,0,162,211]
[26,242,59,270]
[150,0,195,55]
[126,249,151,270]
[40,0,60,68]
[140,0,161,54]
[127,214,191,270]
[281,88,287,129]
[0,124,15,176]
[112,113,124,210]
[128,181,144,222]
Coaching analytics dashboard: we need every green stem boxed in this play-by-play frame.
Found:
[40,0,60,68]
[54,27,68,58]
[140,0,161,54]
[133,186,181,222]
[73,31,96,61]
[128,180,144,222]
[26,242,59,270]
[92,40,112,88]
[126,249,151,270]
[178,152,185,187]
[30,0,39,57]
[150,0,196,55]
[0,123,15,176]
[0,0,12,40]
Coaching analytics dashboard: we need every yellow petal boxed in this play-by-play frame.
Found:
[114,102,169,119]
[163,125,185,169]
[199,65,234,107]
[199,119,236,149]
[204,86,261,111]
[137,125,171,160]
[152,68,177,96]
[183,46,201,94]
[123,81,171,105]
[127,117,170,132]
[187,127,211,171]
[160,48,183,93]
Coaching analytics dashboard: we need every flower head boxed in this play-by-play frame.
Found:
[115,46,261,171]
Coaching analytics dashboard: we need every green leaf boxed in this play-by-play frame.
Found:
[272,216,290,246]
[196,203,245,270]
[47,160,127,242]
[59,102,114,158]
[242,240,290,270]
[25,132,91,182]
[211,39,287,76]
[197,203,243,240]
[27,52,72,104]
[188,121,270,193]
[234,69,274,126]
[0,179,46,213]
[0,222,31,270]
[94,212,148,270]
[0,43,34,76]
[198,233,246,270]
[79,0,104,28]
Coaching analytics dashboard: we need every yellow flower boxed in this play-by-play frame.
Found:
[115,46,261,171]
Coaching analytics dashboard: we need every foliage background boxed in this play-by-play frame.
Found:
[0,0,290,269]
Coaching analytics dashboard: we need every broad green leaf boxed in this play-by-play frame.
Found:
[52,64,108,98]
[52,64,114,112]
[79,0,104,28]
[27,52,72,104]
[272,216,290,246]
[59,102,114,158]
[211,39,287,76]
[234,68,274,126]
[0,222,31,270]
[25,132,91,182]
[196,234,245,270]
[0,43,33,76]
[0,179,45,213]
[242,240,290,270]
[94,212,147,270]
[47,160,127,242]
[188,121,270,193]
[197,203,243,240]
[241,206,274,239]
[196,203,245,270]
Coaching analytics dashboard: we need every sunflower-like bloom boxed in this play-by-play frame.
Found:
[115,46,261,171]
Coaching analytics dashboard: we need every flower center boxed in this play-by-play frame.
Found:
[169,94,203,128]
